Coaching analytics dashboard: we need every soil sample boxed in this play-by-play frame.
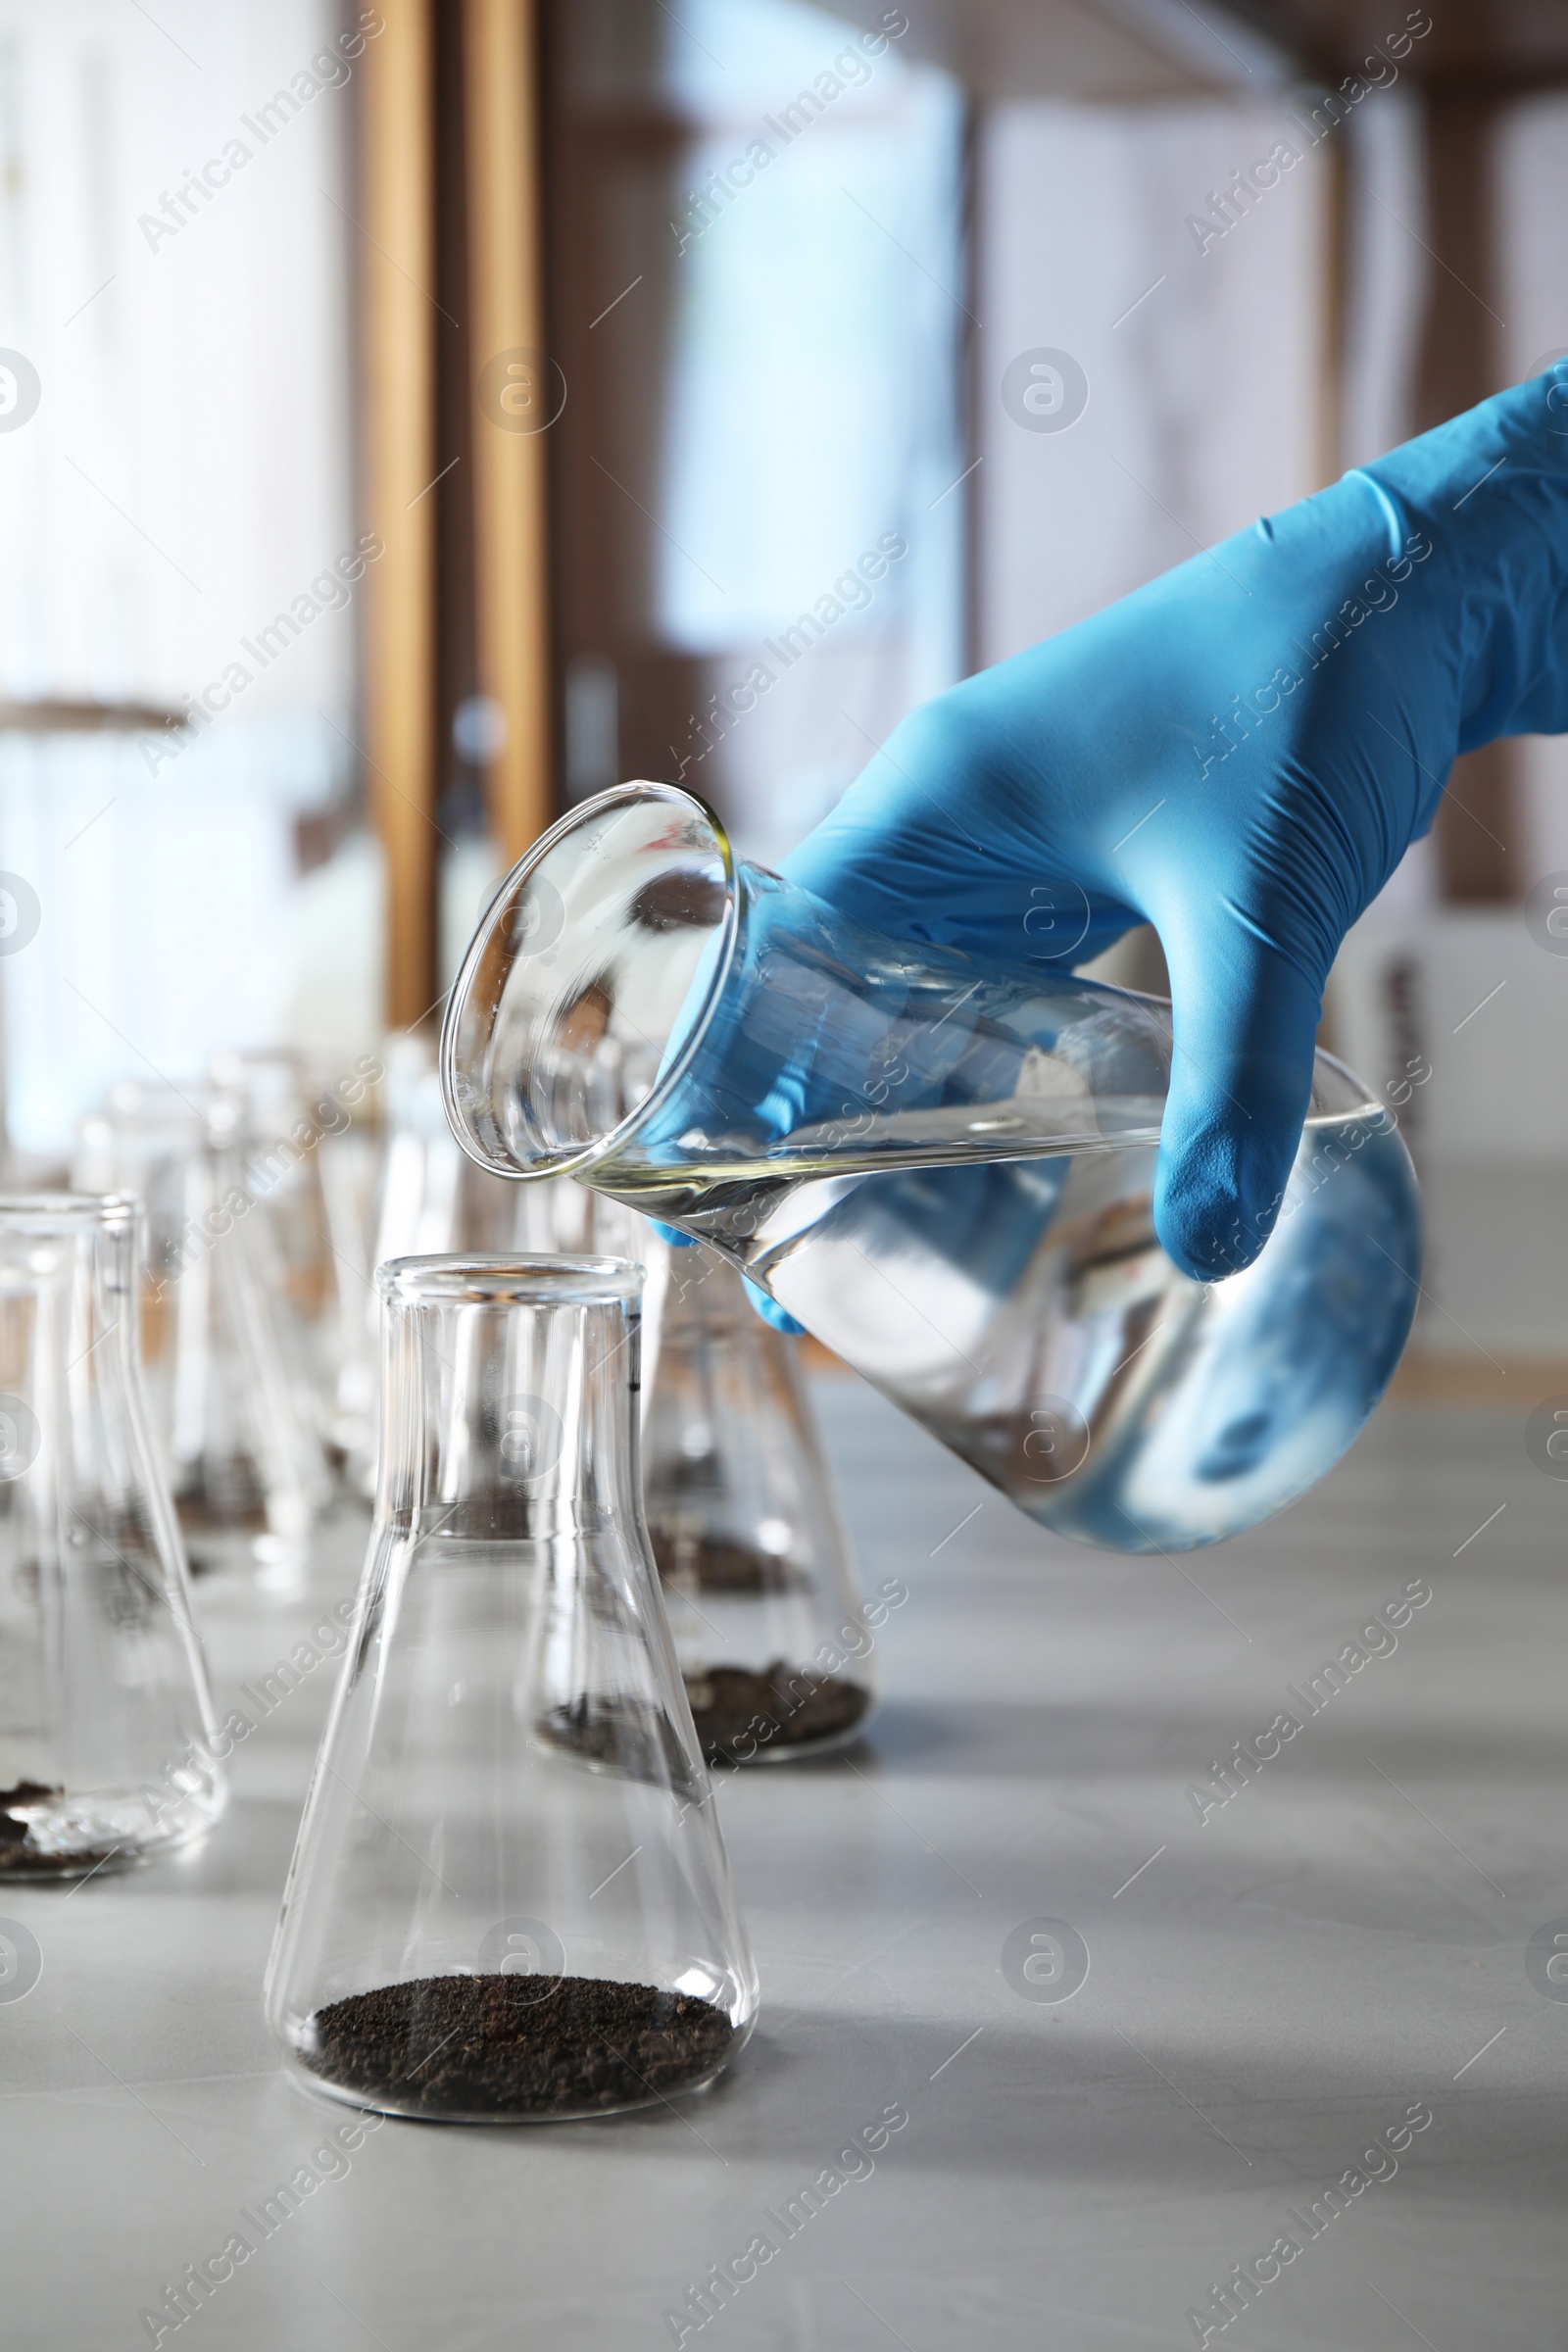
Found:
[174,1459,269,1534]
[651,1529,784,1594]
[302,1972,734,2119]
[175,1457,270,1574]
[0,1781,123,1877]
[684,1660,870,1765]
[534,1693,691,1780]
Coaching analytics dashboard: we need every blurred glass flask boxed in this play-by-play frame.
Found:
[74,1084,329,1586]
[346,1034,627,1498]
[0,1195,223,1876]
[642,1231,872,1763]
[441,784,1422,1556]
[209,1046,363,1468]
[374,1032,599,1260]
[266,1254,757,2122]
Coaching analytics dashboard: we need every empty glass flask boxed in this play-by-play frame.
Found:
[74,1085,329,1584]
[441,784,1421,1556]
[345,1036,606,1498]
[374,1033,599,1263]
[266,1255,758,2123]
[209,1046,370,1467]
[643,1231,874,1765]
[0,1195,223,1876]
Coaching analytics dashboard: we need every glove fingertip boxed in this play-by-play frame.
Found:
[649,1219,696,1250]
[742,1274,807,1336]
[1154,1119,1296,1280]
[1153,930,1322,1282]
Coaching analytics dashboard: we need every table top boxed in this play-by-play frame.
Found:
[3,1375,1563,2351]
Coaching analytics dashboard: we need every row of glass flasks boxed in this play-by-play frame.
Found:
[0,1035,880,2112]
[62,1034,870,1736]
[0,1189,764,2116]
[0,1032,871,1842]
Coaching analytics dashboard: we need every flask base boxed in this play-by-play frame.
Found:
[0,1781,222,1878]
[291,1972,741,2123]
[683,1664,872,1766]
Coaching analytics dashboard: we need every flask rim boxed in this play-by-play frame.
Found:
[0,1190,141,1233]
[439,780,738,1185]
[85,1081,246,1145]
[377,1252,645,1307]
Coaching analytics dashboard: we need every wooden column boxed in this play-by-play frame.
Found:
[361,0,438,1025]
[1414,88,1514,903]
[1314,127,1349,492]
[464,0,555,869]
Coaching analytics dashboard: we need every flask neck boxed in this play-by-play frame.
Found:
[375,1267,642,1539]
[0,1194,142,1391]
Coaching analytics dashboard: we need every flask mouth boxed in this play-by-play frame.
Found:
[93,1081,245,1143]
[377,1253,646,1307]
[0,1191,141,1234]
[439,783,738,1184]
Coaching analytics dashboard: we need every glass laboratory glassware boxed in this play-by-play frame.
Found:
[346,1038,605,1497]
[316,1090,383,1472]
[643,1231,872,1764]
[0,1195,223,1875]
[375,1032,598,1260]
[265,1254,757,2123]
[209,1046,354,1464]
[74,1084,329,1586]
[441,783,1421,1557]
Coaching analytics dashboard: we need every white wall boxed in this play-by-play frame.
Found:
[1334,909,1568,1357]
[1498,93,1568,890]
[976,95,1329,666]
[0,0,366,1152]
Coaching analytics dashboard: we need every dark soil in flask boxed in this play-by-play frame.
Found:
[302,1973,734,2118]
[651,1529,782,1593]
[684,1661,870,1764]
[0,1782,126,1877]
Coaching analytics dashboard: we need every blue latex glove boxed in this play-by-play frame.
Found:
[782,372,1568,1281]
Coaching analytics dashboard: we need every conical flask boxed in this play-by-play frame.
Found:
[265,1254,758,2123]
[375,1032,599,1259]
[74,1084,329,1585]
[345,1037,602,1497]
[441,783,1422,1556]
[643,1230,874,1765]
[208,1045,361,1467]
[0,1194,224,1876]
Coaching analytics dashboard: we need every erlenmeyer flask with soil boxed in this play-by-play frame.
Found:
[642,1230,873,1765]
[441,783,1421,1556]
[74,1084,328,1585]
[265,1254,757,2122]
[0,1194,223,1876]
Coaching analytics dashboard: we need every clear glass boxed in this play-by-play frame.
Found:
[74,1084,329,1586]
[265,1254,758,2123]
[441,783,1421,1556]
[316,1107,383,1470]
[209,1046,355,1468]
[0,1195,224,1875]
[374,1034,600,1263]
[345,1036,610,1498]
[643,1232,873,1765]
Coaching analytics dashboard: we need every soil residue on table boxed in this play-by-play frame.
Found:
[302,1972,735,2119]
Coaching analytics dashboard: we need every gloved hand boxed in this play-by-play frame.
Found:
[782,371,1568,1281]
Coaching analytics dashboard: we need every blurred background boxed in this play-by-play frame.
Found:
[1,0,1566,1383]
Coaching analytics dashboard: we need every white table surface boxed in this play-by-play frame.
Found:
[4,1375,1565,2351]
